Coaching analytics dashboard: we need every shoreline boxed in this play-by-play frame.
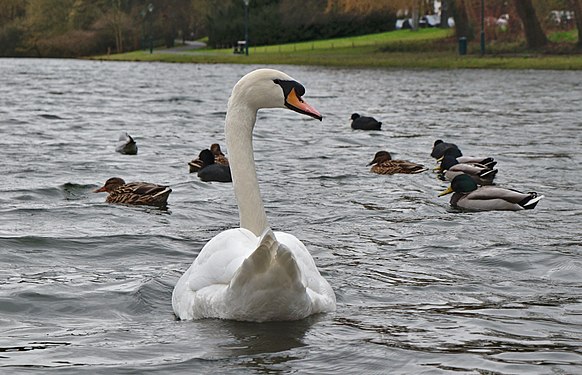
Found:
[89,29,582,70]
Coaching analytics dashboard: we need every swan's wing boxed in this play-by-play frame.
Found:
[172,228,257,319]
[229,229,303,293]
[228,229,335,320]
[274,231,336,312]
[188,228,257,290]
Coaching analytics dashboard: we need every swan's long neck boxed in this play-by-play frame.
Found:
[225,98,268,237]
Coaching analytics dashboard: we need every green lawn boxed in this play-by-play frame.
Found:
[94,28,582,70]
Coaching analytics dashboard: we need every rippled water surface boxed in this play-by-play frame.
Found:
[1,58,581,374]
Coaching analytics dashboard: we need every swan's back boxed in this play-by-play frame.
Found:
[172,228,335,322]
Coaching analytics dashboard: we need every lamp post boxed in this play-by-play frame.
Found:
[480,0,485,55]
[148,3,154,54]
[140,9,146,50]
[243,0,249,56]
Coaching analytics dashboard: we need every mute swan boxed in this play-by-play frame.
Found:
[172,69,336,322]
[94,177,171,207]
[367,151,427,175]
[439,174,544,211]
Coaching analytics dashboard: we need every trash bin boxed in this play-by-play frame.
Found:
[458,37,467,55]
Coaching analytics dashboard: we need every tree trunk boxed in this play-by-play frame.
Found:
[411,0,420,31]
[513,0,548,49]
[570,0,582,48]
[449,0,472,40]
[440,0,449,28]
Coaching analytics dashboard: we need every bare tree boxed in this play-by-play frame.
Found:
[449,0,473,39]
[570,0,582,48]
[513,0,548,48]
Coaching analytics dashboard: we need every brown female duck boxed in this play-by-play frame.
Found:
[94,177,172,207]
[368,151,427,175]
[188,143,229,173]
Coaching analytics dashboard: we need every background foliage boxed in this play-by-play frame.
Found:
[0,0,579,57]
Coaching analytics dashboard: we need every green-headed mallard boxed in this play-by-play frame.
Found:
[438,154,497,185]
[439,174,543,211]
[431,139,458,159]
[94,177,171,207]
[438,146,496,167]
[368,151,427,175]
[188,143,229,173]
[351,113,382,130]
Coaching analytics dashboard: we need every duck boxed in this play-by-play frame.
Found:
[438,154,498,185]
[439,174,544,211]
[197,149,232,182]
[367,151,427,175]
[188,143,229,173]
[94,177,171,207]
[115,132,138,155]
[210,143,229,166]
[430,139,458,159]
[439,146,497,168]
[172,69,336,322]
[350,113,382,130]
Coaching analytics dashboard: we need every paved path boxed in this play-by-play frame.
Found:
[155,40,206,54]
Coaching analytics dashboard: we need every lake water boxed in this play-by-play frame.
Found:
[1,58,581,374]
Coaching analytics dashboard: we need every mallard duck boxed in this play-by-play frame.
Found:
[439,174,544,211]
[115,132,138,155]
[430,139,458,159]
[210,143,229,166]
[197,149,232,182]
[368,151,427,175]
[188,143,229,173]
[438,154,497,185]
[350,113,382,130]
[439,146,497,168]
[94,177,171,207]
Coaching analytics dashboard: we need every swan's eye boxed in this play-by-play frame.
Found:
[274,79,306,101]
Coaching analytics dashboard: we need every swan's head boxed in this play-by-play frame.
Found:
[231,69,322,121]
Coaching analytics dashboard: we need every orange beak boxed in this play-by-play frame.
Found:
[285,88,322,121]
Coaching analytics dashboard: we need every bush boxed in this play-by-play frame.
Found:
[35,30,111,57]
[0,23,24,56]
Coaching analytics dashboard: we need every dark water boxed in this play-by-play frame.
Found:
[1,58,581,374]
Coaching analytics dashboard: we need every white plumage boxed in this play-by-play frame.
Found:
[172,69,336,322]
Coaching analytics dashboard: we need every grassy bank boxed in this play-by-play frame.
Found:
[93,29,582,70]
